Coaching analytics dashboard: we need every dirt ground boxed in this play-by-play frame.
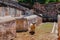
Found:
[14,23,58,40]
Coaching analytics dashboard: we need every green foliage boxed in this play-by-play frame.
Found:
[18,0,35,6]
[57,0,60,2]
[36,0,46,4]
[18,0,25,3]
[18,0,60,4]
[38,0,59,4]
[45,0,56,4]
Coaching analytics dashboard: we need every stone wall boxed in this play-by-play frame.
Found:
[0,7,22,17]
[0,16,16,40]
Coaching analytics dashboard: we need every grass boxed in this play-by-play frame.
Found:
[36,22,53,34]
[34,22,57,40]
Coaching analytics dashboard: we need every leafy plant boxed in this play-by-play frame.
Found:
[18,0,60,4]
[18,0,25,3]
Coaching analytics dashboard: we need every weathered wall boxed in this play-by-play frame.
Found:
[0,7,22,17]
[0,16,16,40]
[16,18,28,32]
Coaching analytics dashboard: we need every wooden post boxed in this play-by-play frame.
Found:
[58,15,60,40]
[0,7,2,16]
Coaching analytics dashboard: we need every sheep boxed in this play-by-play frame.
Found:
[28,22,36,35]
